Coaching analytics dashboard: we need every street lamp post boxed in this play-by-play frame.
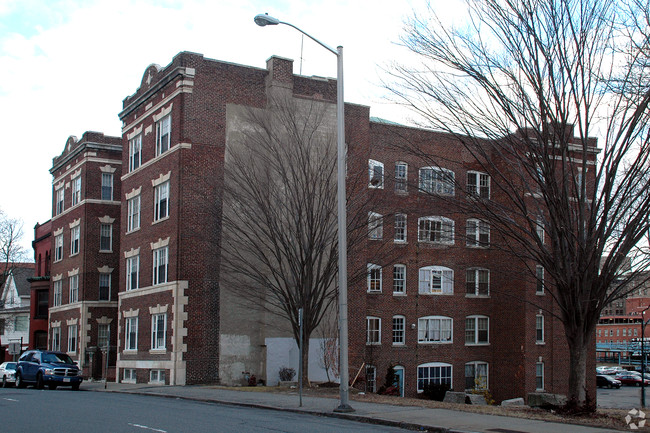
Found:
[254,13,353,413]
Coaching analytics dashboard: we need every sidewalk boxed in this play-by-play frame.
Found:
[82,381,618,433]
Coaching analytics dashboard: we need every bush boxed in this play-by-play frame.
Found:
[278,367,296,381]
[419,382,450,401]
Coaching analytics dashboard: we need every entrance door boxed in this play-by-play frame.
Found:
[394,366,405,397]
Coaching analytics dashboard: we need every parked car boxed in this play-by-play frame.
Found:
[15,350,82,390]
[597,374,622,389]
[0,362,17,387]
[616,372,650,387]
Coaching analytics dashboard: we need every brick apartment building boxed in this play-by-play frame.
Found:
[27,220,52,350]
[49,132,122,379]
[43,50,594,401]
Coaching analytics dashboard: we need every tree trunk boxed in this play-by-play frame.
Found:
[566,332,590,408]
[301,337,310,386]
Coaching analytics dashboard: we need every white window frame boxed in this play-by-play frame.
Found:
[417,362,452,392]
[367,264,382,293]
[466,268,489,296]
[129,134,142,172]
[536,314,545,344]
[101,173,113,201]
[126,255,140,291]
[365,365,377,392]
[67,324,77,354]
[393,264,406,295]
[125,317,138,351]
[366,316,381,345]
[156,114,171,156]
[368,159,384,189]
[151,313,167,350]
[465,361,488,391]
[465,315,489,345]
[154,181,170,221]
[368,212,383,240]
[394,213,407,243]
[54,234,63,262]
[99,273,111,301]
[466,219,489,247]
[51,326,61,352]
[150,369,166,384]
[100,223,112,252]
[70,226,80,256]
[71,176,81,206]
[467,171,490,199]
[153,247,169,285]
[392,315,405,345]
[536,362,544,390]
[127,195,141,232]
[418,266,454,295]
[417,316,453,343]
[419,167,455,196]
[418,216,454,244]
[123,368,136,383]
[536,216,545,244]
[536,265,545,294]
[69,275,78,303]
[98,324,110,349]
[55,187,65,215]
[53,280,62,307]
[395,162,408,192]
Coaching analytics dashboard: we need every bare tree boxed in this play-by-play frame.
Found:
[317,315,339,383]
[0,208,27,278]
[387,0,650,408]
[220,95,381,384]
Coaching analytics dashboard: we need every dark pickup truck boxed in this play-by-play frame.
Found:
[15,350,83,390]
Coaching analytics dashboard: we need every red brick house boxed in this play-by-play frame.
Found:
[49,132,122,380]
[27,220,52,350]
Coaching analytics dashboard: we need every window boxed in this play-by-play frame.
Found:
[71,176,81,206]
[69,275,78,303]
[99,273,111,301]
[55,187,65,215]
[536,216,545,244]
[151,313,167,350]
[101,173,113,201]
[127,195,141,232]
[153,247,169,285]
[392,315,405,345]
[100,224,112,251]
[393,264,406,295]
[367,264,382,293]
[368,159,384,188]
[536,266,545,294]
[98,324,109,349]
[51,326,61,352]
[53,280,62,307]
[150,369,166,384]
[67,324,77,353]
[466,219,489,247]
[466,268,489,296]
[129,134,142,172]
[366,316,381,345]
[536,362,544,390]
[126,255,140,291]
[395,162,408,192]
[123,368,136,383]
[418,316,453,343]
[394,214,407,242]
[465,315,489,344]
[154,181,169,221]
[365,365,377,392]
[14,316,27,332]
[368,212,383,240]
[417,362,452,392]
[125,317,138,351]
[467,171,490,199]
[418,216,454,244]
[70,226,79,256]
[54,234,63,262]
[623,328,627,336]
[418,266,454,295]
[465,362,488,390]
[36,291,48,318]
[156,114,171,155]
[419,167,454,195]
[536,314,544,343]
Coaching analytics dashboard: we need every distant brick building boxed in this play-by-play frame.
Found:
[44,51,593,401]
[28,220,52,350]
[49,132,122,380]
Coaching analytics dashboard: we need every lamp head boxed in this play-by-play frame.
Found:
[254,13,280,27]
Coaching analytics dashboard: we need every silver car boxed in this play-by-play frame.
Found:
[0,362,17,387]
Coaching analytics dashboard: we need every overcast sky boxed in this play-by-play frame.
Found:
[0,0,464,253]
